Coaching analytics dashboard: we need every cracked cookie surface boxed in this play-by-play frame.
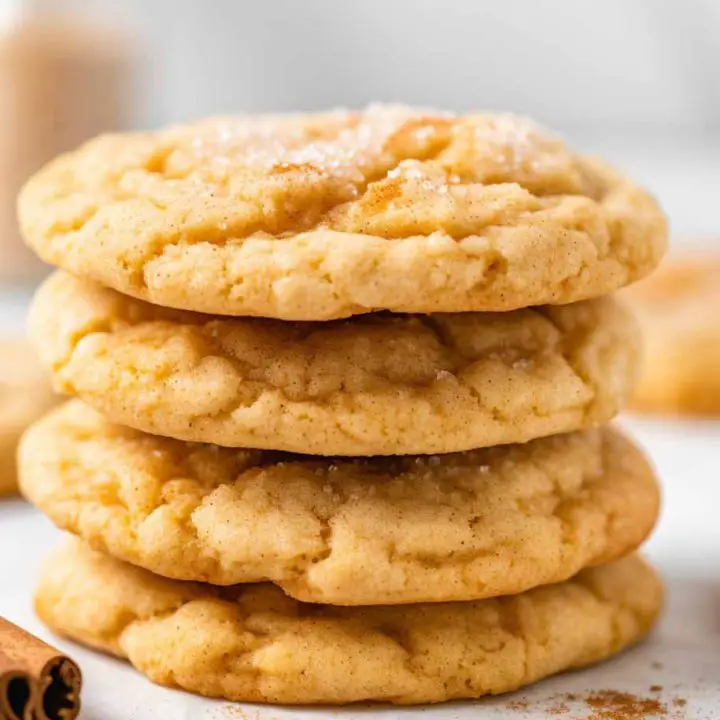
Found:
[0,340,57,496]
[30,272,640,455]
[20,402,659,604]
[19,106,667,320]
[626,253,720,415]
[35,540,662,705]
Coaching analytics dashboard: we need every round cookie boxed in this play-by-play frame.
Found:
[20,401,659,605]
[626,253,720,415]
[0,340,57,496]
[19,107,667,320]
[29,272,640,455]
[36,540,662,706]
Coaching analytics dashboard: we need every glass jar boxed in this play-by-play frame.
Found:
[0,1,133,283]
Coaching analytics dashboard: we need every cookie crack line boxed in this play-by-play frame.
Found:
[125,196,614,298]
[18,108,667,319]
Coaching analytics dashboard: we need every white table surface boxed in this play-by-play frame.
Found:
[1,139,719,718]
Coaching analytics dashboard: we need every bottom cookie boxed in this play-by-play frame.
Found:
[36,540,662,706]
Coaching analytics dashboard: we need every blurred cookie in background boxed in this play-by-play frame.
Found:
[0,340,57,496]
[626,252,720,415]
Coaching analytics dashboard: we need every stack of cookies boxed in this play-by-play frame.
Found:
[17,107,667,706]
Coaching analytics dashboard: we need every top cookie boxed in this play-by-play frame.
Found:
[626,252,720,414]
[19,106,667,320]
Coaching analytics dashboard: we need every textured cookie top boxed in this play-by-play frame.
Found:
[20,402,659,604]
[626,252,720,414]
[30,272,640,455]
[19,106,667,319]
[36,541,662,705]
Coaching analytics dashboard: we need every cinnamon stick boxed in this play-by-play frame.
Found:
[0,618,81,720]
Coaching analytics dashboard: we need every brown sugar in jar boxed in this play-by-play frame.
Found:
[0,16,131,282]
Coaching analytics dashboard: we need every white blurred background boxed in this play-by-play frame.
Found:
[42,0,720,130]
[27,0,720,239]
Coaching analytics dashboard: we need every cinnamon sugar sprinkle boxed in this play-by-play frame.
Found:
[585,690,667,719]
[506,699,529,711]
[505,688,688,719]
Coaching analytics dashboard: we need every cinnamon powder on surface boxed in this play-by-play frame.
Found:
[584,689,667,719]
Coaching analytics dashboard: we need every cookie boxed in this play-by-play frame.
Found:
[0,340,57,496]
[29,272,640,455]
[626,253,720,415]
[20,401,659,605]
[36,540,662,705]
[19,107,667,320]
